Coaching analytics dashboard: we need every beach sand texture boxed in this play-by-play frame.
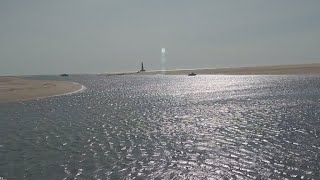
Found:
[0,77,82,103]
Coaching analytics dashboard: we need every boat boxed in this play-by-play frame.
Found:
[188,72,197,76]
[60,74,69,77]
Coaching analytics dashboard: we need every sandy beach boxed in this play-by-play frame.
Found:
[0,77,82,103]
[139,63,320,75]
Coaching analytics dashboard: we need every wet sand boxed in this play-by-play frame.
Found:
[0,77,82,103]
[138,63,320,75]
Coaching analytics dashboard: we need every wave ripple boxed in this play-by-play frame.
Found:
[1,75,320,179]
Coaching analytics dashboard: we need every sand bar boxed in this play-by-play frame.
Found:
[0,77,82,103]
[138,63,320,75]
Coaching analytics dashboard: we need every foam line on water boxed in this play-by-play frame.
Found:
[49,82,87,98]
[32,82,87,102]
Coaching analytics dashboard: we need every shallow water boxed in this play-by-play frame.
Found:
[1,75,320,179]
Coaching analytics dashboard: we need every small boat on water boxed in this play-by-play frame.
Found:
[60,74,69,77]
[188,72,197,76]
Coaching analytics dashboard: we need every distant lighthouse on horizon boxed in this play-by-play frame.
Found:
[140,62,146,72]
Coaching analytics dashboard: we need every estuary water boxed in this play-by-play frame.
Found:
[1,75,320,179]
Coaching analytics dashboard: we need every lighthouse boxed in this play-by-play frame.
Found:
[140,62,146,72]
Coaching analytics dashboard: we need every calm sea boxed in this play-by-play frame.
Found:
[1,75,320,179]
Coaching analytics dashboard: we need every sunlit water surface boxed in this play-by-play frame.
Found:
[1,75,320,179]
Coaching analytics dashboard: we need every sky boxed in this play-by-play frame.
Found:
[1,0,320,75]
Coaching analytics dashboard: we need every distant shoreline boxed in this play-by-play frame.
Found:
[0,77,84,103]
[1,63,320,103]
[107,63,320,76]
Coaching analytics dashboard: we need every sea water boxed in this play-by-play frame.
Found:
[1,75,320,179]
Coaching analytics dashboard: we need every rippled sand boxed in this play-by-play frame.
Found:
[0,77,82,103]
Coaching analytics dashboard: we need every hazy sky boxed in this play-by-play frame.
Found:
[1,0,320,75]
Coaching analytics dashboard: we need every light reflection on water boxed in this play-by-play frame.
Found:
[1,75,320,179]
